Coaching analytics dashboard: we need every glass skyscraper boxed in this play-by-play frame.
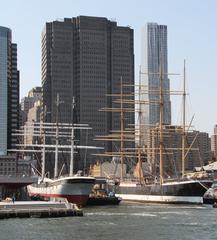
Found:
[0,26,19,155]
[0,27,9,155]
[141,23,171,131]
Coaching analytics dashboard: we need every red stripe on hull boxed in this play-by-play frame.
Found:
[29,193,89,206]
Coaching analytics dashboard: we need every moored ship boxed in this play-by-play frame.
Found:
[17,111,101,205]
[98,62,213,204]
[115,179,212,204]
[28,176,95,205]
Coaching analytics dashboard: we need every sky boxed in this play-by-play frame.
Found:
[0,0,217,134]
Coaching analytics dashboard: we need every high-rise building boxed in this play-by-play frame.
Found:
[211,125,217,156]
[42,16,134,173]
[8,43,20,149]
[20,86,42,125]
[0,26,19,155]
[141,23,171,140]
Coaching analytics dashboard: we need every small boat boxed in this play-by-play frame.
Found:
[86,178,121,206]
[203,182,217,204]
[87,195,122,206]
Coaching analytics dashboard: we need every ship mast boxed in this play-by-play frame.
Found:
[41,106,47,180]
[138,67,143,184]
[69,97,75,176]
[182,60,186,178]
[120,76,124,180]
[41,124,46,180]
[159,59,164,185]
[54,93,60,178]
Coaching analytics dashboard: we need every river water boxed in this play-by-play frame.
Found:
[0,203,216,240]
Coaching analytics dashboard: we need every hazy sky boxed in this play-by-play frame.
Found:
[0,0,217,134]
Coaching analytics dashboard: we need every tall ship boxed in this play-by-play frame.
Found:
[16,97,99,206]
[96,62,213,204]
[28,175,95,206]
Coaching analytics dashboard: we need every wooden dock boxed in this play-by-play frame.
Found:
[0,201,83,219]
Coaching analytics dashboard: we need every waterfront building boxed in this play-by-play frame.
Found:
[20,87,42,125]
[0,26,19,155]
[41,16,134,174]
[211,125,217,157]
[24,100,42,145]
[140,23,171,146]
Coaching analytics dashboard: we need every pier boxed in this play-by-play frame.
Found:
[0,201,83,219]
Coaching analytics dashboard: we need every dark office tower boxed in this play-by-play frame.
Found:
[42,16,134,173]
[8,43,20,149]
[0,26,19,155]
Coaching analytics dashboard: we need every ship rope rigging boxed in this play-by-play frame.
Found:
[94,60,202,186]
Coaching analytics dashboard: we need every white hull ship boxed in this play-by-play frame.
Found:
[28,176,95,206]
[16,102,101,206]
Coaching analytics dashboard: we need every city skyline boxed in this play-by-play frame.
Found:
[0,0,217,134]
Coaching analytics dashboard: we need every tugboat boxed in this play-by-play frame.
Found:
[87,178,121,206]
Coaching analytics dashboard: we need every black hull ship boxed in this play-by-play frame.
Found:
[115,179,213,204]
[97,62,213,204]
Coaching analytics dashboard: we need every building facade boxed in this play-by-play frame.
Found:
[8,43,20,149]
[20,86,42,125]
[211,125,217,157]
[149,126,211,177]
[140,23,171,146]
[42,16,134,174]
[0,26,19,155]
[24,100,42,145]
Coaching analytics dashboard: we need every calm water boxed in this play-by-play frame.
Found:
[0,203,216,240]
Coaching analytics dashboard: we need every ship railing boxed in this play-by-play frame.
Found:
[163,176,214,183]
[52,197,80,210]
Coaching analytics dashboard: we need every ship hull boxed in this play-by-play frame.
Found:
[28,176,95,206]
[203,184,217,204]
[115,180,212,204]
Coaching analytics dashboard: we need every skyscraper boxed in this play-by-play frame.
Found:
[42,16,134,173]
[141,23,171,131]
[8,43,20,149]
[0,26,19,155]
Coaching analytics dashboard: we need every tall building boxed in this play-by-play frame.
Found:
[0,26,19,155]
[8,43,20,149]
[141,23,171,144]
[20,86,42,125]
[211,125,217,156]
[42,16,134,173]
[24,100,42,145]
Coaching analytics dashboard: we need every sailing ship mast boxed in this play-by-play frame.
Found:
[41,123,46,180]
[120,77,124,180]
[159,60,164,185]
[138,67,143,184]
[54,93,60,178]
[69,97,75,177]
[182,60,186,178]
